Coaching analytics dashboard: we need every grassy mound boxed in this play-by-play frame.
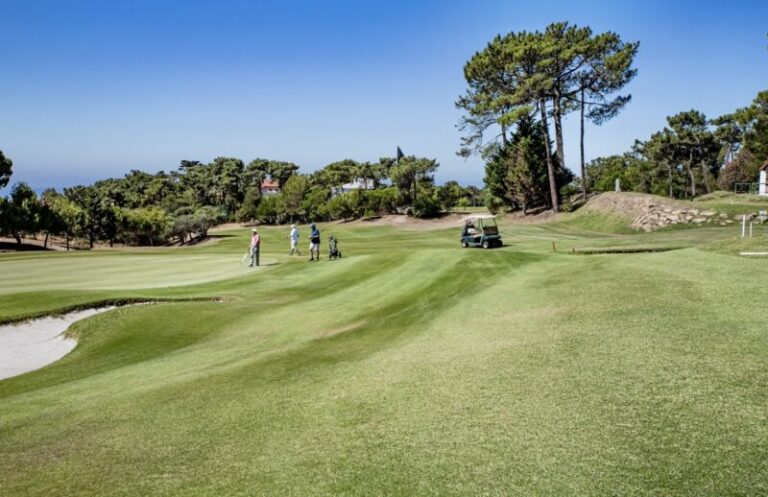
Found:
[554,208,636,234]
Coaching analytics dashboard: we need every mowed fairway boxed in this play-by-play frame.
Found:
[1,217,768,496]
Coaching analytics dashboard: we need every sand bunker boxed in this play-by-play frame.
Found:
[0,307,115,380]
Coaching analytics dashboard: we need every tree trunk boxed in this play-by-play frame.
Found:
[693,140,711,194]
[580,88,587,200]
[552,92,566,175]
[702,167,712,194]
[539,99,559,211]
[14,232,22,246]
[501,122,508,147]
[44,232,49,249]
[687,152,696,197]
[668,166,674,198]
[66,235,70,251]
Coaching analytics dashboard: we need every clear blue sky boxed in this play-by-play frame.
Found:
[2,0,767,191]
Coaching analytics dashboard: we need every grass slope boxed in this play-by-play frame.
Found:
[1,216,768,496]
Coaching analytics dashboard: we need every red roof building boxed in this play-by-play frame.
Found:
[260,179,281,196]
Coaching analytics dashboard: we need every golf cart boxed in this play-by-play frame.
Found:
[461,215,502,249]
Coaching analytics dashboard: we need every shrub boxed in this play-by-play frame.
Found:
[484,194,505,215]
[327,194,354,220]
[119,207,172,246]
[411,190,442,218]
[365,187,401,216]
[256,195,283,224]
[559,183,580,212]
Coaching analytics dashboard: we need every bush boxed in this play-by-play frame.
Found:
[559,183,580,212]
[484,194,505,215]
[365,187,400,216]
[169,206,225,244]
[411,190,442,218]
[302,187,331,222]
[236,186,261,222]
[327,194,354,220]
[256,195,283,224]
[119,207,172,246]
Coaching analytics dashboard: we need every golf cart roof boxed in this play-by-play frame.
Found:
[465,215,497,221]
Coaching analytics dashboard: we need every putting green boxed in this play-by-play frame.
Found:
[0,252,272,295]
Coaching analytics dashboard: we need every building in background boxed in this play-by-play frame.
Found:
[260,179,281,196]
[332,178,374,197]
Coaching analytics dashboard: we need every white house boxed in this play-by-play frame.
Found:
[760,161,768,196]
[332,178,374,196]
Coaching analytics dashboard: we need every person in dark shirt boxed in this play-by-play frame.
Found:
[308,223,320,261]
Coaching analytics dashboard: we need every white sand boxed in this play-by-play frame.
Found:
[0,307,115,380]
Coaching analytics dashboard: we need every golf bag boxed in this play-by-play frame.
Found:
[328,235,341,259]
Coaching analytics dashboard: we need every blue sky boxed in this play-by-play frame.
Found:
[1,0,767,190]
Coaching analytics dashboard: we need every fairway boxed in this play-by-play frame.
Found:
[2,216,768,496]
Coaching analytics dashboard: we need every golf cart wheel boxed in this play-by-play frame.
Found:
[482,240,490,249]
[461,239,469,248]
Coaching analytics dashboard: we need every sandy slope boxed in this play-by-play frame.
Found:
[0,307,115,380]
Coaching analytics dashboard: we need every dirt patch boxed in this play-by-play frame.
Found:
[0,240,56,252]
[582,192,727,232]
[0,237,71,251]
[583,192,686,219]
[356,213,483,231]
[502,209,561,224]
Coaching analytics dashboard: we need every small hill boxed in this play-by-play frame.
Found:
[582,192,730,232]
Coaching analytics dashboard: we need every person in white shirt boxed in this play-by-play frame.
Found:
[288,224,301,256]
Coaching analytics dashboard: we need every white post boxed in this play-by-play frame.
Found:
[760,170,767,196]
[750,221,753,238]
[615,178,621,193]
[742,215,746,238]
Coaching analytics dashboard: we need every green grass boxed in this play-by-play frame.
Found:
[693,191,768,218]
[2,215,768,496]
[553,209,636,234]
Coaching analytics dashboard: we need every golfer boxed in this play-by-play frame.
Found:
[249,228,260,267]
[288,224,301,256]
[308,223,320,261]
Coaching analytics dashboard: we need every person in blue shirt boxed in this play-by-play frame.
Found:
[308,223,320,261]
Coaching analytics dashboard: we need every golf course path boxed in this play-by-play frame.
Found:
[0,307,115,380]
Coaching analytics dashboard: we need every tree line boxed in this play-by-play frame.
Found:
[586,90,768,198]
[0,153,482,248]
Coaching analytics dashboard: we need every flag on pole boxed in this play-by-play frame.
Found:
[396,146,404,162]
